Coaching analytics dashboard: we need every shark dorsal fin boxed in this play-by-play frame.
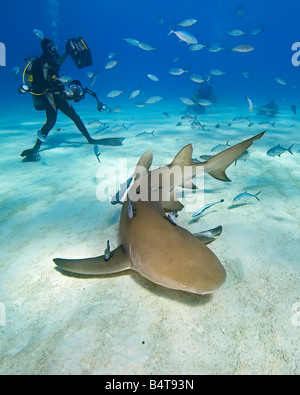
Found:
[171,144,194,167]
[134,151,153,181]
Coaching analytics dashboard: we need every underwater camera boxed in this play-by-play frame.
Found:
[66,37,92,69]
[65,80,109,112]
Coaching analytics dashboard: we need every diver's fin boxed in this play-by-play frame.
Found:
[90,137,125,146]
[54,245,131,276]
[204,132,265,182]
[20,148,41,162]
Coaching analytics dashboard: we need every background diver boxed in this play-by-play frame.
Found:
[20,38,110,161]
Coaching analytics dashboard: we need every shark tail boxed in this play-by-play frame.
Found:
[204,131,266,182]
[54,245,131,276]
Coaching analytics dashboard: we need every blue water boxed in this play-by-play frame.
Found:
[2,0,300,108]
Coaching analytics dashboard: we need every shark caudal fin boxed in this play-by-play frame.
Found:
[204,131,265,182]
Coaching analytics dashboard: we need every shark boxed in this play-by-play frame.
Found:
[54,131,265,295]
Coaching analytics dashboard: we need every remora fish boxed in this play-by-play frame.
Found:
[192,199,224,218]
[94,145,101,163]
[54,132,265,295]
[111,176,134,205]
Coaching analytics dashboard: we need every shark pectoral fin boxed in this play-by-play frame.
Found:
[204,131,265,182]
[162,189,184,212]
[194,235,216,244]
[163,200,184,212]
[54,245,131,276]
[193,226,223,244]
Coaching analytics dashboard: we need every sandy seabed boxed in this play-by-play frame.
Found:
[0,103,299,375]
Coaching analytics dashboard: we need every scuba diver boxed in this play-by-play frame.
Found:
[20,38,109,161]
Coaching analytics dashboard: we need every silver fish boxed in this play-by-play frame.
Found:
[122,37,140,46]
[258,121,276,128]
[168,29,198,45]
[267,144,294,157]
[233,191,261,204]
[138,42,158,52]
[251,26,264,35]
[211,141,231,153]
[189,43,206,51]
[169,67,189,75]
[33,29,44,40]
[230,45,254,53]
[234,150,250,165]
[129,88,142,99]
[105,60,118,69]
[189,74,207,83]
[89,120,103,127]
[145,96,164,104]
[147,74,159,82]
[136,130,155,138]
[208,44,224,53]
[227,29,246,36]
[176,18,197,27]
[180,97,195,105]
[107,90,124,98]
[245,96,254,112]
[197,99,213,106]
[210,69,226,76]
[275,77,288,86]
[58,75,71,83]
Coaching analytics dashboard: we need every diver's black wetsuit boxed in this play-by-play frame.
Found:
[20,38,100,161]
[31,90,96,152]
